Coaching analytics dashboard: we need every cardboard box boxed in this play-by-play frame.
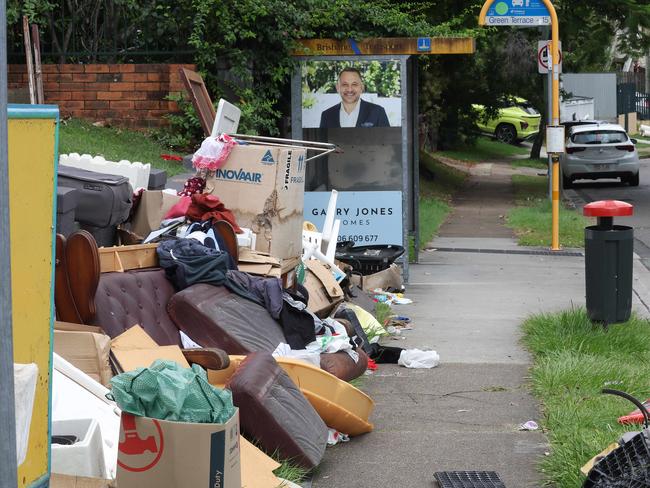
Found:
[240,437,281,488]
[349,263,402,292]
[50,473,115,488]
[116,410,241,488]
[131,190,181,238]
[237,248,282,278]
[110,325,190,373]
[54,322,112,387]
[303,260,344,317]
[205,146,306,260]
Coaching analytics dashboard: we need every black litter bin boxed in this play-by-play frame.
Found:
[583,200,634,324]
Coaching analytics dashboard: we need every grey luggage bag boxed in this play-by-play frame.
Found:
[57,165,133,246]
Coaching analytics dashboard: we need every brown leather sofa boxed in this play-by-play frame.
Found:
[55,230,367,381]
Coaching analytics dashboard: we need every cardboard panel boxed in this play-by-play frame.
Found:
[304,260,344,317]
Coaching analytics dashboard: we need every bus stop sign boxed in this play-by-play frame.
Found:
[485,0,551,26]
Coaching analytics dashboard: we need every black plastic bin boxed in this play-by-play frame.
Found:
[583,201,634,325]
[335,244,404,276]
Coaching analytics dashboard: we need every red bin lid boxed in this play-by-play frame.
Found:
[583,200,633,217]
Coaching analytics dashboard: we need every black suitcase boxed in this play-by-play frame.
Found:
[57,165,133,246]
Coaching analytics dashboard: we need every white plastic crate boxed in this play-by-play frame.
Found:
[60,153,151,190]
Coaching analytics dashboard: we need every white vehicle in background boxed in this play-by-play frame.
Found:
[561,123,640,188]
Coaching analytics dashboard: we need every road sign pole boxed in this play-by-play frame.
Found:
[547,53,552,202]
[546,0,561,250]
[479,0,562,250]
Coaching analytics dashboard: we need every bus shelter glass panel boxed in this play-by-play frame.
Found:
[301,59,403,193]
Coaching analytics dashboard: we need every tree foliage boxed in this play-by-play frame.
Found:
[7,0,650,148]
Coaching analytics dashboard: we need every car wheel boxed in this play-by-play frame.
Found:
[562,173,573,189]
[495,123,517,145]
[627,172,639,187]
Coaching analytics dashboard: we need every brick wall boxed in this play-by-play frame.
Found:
[8,63,195,129]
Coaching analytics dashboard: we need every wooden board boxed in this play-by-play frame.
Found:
[179,68,215,136]
[98,243,159,272]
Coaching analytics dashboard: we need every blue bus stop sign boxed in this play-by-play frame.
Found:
[485,0,551,26]
[417,37,431,52]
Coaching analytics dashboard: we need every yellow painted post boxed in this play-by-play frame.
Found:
[479,0,562,250]
[8,104,59,488]
[545,0,562,250]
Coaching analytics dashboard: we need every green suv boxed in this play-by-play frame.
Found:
[473,97,541,144]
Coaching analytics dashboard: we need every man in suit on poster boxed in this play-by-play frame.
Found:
[319,67,390,129]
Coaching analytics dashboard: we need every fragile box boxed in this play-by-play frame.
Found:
[117,409,241,488]
[206,145,306,260]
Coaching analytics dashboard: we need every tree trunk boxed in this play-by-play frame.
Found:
[530,118,546,159]
[646,51,650,93]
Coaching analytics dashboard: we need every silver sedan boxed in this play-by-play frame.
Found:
[561,123,640,187]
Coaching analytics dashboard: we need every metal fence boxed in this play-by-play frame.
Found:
[638,92,650,120]
[617,71,646,92]
[616,73,649,119]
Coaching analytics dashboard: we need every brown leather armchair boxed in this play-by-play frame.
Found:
[55,230,229,371]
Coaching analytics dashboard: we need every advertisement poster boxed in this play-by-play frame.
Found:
[301,60,402,129]
[304,191,403,246]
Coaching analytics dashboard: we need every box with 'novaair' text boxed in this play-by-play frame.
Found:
[205,145,306,260]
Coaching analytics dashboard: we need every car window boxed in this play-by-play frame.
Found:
[516,102,539,115]
[571,130,628,144]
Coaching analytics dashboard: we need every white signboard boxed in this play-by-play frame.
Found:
[537,40,563,74]
[304,191,403,245]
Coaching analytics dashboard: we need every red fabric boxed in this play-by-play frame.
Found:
[161,154,183,161]
[366,358,378,371]
[186,193,243,233]
[163,196,192,219]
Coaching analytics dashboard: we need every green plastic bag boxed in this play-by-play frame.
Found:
[110,359,235,423]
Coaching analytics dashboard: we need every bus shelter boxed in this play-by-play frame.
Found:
[291,37,475,281]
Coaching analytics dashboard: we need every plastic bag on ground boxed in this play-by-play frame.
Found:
[398,349,440,369]
[110,359,235,423]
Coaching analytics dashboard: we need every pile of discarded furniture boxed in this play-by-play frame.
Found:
[51,98,410,486]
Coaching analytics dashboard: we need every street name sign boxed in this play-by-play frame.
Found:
[293,37,475,56]
[485,0,551,26]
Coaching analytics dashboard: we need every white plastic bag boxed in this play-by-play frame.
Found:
[14,363,39,466]
[272,343,321,368]
[398,349,440,369]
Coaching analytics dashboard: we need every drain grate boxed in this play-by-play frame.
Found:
[434,471,506,488]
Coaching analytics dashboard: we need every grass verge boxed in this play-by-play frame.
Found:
[59,118,186,176]
[507,174,592,247]
[522,308,650,487]
[417,151,467,250]
[637,140,650,159]
[436,137,530,161]
[510,157,548,170]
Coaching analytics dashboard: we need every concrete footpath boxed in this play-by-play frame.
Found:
[311,166,650,487]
